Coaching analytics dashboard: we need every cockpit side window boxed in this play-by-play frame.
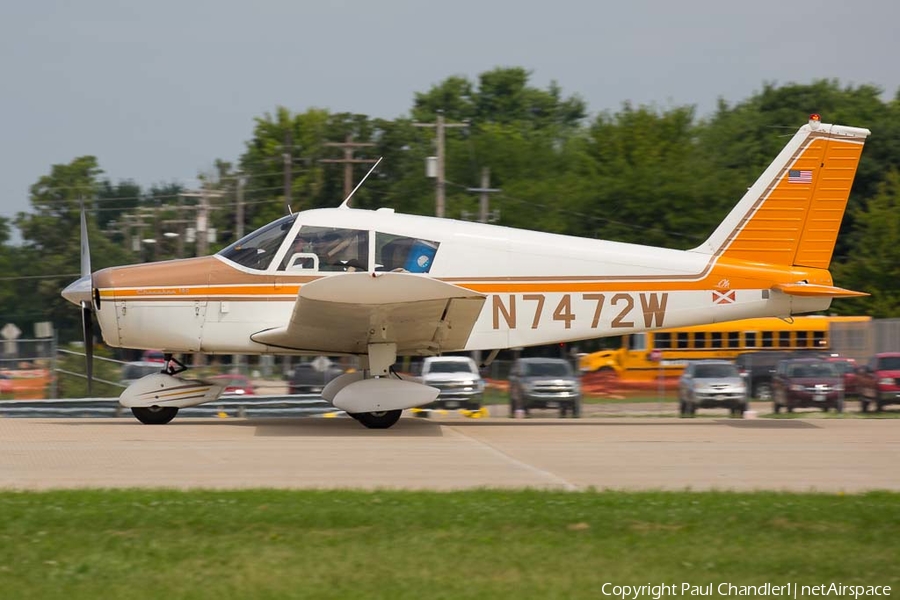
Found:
[280,226,369,272]
[217,215,296,271]
[375,233,439,273]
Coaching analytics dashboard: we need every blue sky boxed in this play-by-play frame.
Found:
[1,0,898,229]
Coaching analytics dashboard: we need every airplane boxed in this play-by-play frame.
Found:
[62,115,870,429]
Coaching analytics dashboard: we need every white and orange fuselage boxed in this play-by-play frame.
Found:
[61,118,870,425]
[76,119,868,357]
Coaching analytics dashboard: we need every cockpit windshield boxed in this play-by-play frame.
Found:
[217,215,296,270]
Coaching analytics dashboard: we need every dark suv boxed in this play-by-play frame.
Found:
[508,358,581,417]
[735,350,827,400]
[856,353,900,412]
[287,363,343,395]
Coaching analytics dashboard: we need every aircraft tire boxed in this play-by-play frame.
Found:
[131,406,178,425]
[355,409,402,429]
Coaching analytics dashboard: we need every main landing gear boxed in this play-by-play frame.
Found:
[132,405,179,425]
[347,410,403,429]
[125,354,190,425]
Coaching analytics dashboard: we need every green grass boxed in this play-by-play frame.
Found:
[0,490,897,599]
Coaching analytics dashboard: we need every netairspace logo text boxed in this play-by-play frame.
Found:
[600,582,892,600]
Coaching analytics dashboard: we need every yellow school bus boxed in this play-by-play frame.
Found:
[578,316,871,381]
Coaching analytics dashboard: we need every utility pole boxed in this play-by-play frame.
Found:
[321,134,377,198]
[466,167,501,223]
[180,188,224,257]
[414,111,467,217]
[283,130,293,213]
[235,175,246,239]
[198,189,210,256]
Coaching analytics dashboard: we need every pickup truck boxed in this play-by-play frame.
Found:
[508,357,581,417]
[415,356,484,414]
[856,352,900,412]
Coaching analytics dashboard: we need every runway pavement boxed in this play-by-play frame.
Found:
[1,414,898,493]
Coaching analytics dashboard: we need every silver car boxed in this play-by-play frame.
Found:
[678,360,748,417]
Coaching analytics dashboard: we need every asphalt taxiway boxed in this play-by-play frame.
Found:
[1,416,897,492]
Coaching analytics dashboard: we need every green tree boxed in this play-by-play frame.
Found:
[409,68,590,227]
[575,104,704,247]
[412,67,586,130]
[239,107,330,230]
[15,156,136,342]
[832,170,900,317]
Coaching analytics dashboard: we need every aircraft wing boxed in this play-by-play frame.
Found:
[250,272,486,355]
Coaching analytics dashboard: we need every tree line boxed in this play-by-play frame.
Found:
[2,68,899,343]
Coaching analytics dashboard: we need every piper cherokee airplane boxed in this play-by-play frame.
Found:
[62,115,869,428]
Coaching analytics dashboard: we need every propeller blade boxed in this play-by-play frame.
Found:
[80,198,91,278]
[81,301,94,396]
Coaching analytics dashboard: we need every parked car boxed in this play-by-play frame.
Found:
[208,374,256,396]
[678,360,748,416]
[772,358,844,413]
[508,357,581,417]
[0,373,13,395]
[120,361,165,387]
[141,350,166,363]
[287,363,343,395]
[735,350,827,400]
[416,356,484,413]
[826,356,859,397]
[856,352,900,412]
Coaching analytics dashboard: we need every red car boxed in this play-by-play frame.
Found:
[208,374,256,396]
[141,350,166,363]
[0,373,13,395]
[857,353,900,412]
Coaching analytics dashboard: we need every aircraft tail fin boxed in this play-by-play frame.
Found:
[692,116,870,269]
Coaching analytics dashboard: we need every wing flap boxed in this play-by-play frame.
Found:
[251,272,486,354]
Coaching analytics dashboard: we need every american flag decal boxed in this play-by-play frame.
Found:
[712,290,736,305]
[788,169,812,184]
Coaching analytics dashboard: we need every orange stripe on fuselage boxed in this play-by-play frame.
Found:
[97,261,831,299]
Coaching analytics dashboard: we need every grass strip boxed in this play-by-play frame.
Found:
[0,489,897,599]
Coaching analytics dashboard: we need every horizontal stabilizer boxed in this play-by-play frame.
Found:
[332,378,440,413]
[773,282,869,298]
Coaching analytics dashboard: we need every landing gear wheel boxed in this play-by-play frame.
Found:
[131,406,178,425]
[860,400,869,413]
[355,409,402,429]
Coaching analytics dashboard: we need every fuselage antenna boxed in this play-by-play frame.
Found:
[339,157,383,209]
